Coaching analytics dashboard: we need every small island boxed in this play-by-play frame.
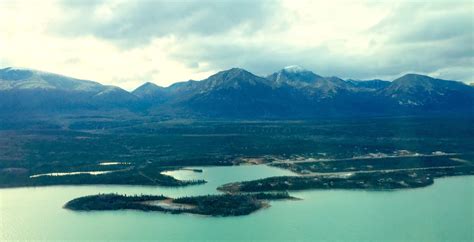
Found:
[64,192,296,217]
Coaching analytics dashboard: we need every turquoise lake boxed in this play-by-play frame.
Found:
[0,165,473,241]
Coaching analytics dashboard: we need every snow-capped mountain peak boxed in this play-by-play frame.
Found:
[283,65,306,73]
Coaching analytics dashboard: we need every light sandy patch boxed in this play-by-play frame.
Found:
[144,199,196,210]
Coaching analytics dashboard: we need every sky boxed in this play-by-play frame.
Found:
[1,0,473,90]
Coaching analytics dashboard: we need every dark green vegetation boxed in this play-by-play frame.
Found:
[64,192,294,216]
[64,194,167,211]
[219,166,474,193]
[0,167,205,188]
[1,117,473,188]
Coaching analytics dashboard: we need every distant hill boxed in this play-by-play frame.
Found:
[132,82,169,106]
[1,66,473,118]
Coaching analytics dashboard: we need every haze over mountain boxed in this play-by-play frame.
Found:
[1,66,473,118]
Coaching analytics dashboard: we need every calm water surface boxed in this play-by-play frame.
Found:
[0,165,472,241]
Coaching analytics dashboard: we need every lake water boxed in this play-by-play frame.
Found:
[0,165,473,241]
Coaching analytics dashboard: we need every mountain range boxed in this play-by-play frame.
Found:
[0,66,473,118]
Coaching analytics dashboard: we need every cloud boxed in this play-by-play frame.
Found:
[365,0,474,81]
[0,0,473,90]
[166,0,474,82]
[54,0,277,47]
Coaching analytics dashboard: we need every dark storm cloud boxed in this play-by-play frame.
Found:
[55,0,276,47]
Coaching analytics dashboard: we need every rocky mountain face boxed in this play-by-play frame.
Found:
[1,66,473,118]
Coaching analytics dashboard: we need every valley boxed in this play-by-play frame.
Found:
[1,117,473,190]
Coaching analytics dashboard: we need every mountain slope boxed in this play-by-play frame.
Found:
[132,82,169,104]
[380,74,474,110]
[165,68,303,117]
[267,67,356,99]
[0,67,103,91]
[347,79,390,90]
[133,82,164,97]
[0,67,137,113]
[158,69,473,117]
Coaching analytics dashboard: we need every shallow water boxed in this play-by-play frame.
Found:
[0,165,472,241]
[29,170,117,178]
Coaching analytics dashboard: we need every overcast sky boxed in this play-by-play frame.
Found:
[1,0,473,90]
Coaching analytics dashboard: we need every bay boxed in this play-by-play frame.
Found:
[0,165,472,241]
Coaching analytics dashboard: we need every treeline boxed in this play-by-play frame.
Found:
[64,193,168,211]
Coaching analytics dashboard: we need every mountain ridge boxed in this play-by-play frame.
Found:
[1,66,473,118]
